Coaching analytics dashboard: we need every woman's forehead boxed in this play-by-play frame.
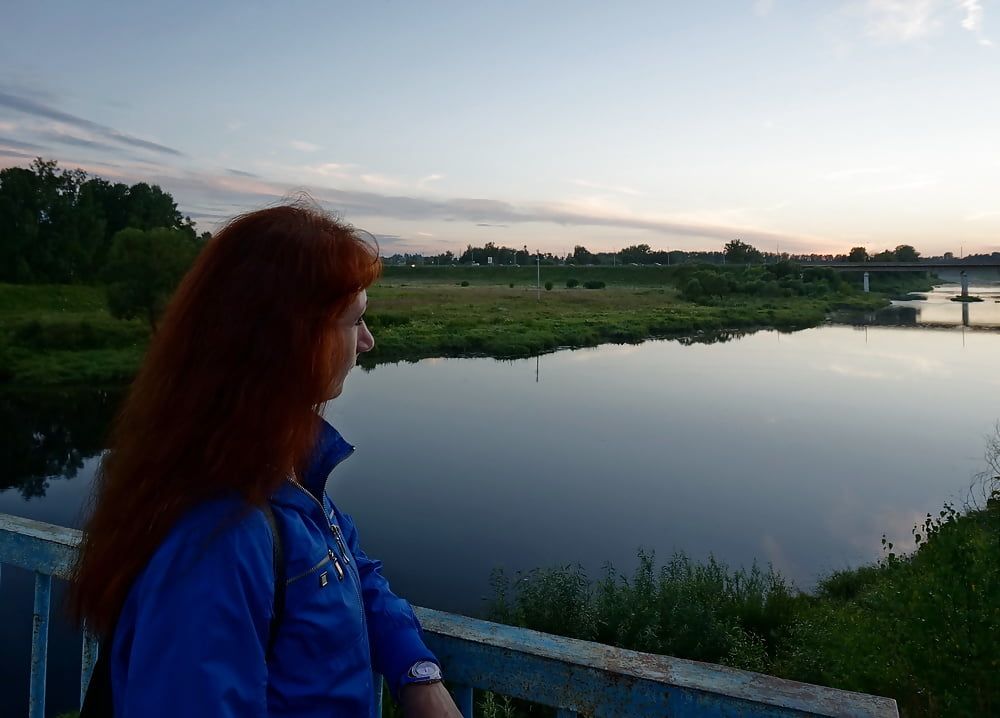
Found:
[349,289,368,311]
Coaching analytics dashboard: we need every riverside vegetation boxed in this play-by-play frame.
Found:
[487,472,999,718]
[0,265,934,386]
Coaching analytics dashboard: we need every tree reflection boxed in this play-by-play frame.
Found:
[0,388,123,499]
[676,328,764,346]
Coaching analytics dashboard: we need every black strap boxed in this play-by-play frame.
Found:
[262,502,286,660]
[80,502,287,716]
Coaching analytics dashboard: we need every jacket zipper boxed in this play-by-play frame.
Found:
[287,480,347,581]
[286,553,332,585]
[291,476,375,704]
[330,524,350,564]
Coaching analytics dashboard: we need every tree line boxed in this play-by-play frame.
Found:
[1,159,206,330]
[386,238,932,267]
[0,158,207,283]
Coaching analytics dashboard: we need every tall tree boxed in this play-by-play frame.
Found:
[104,227,200,332]
[724,239,763,264]
[847,246,869,263]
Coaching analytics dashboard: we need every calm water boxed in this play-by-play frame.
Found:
[3,283,1000,714]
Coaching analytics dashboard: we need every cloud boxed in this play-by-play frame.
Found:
[418,173,444,187]
[226,168,260,178]
[0,89,184,156]
[862,0,940,42]
[0,148,36,160]
[289,140,322,152]
[958,0,993,44]
[360,173,404,189]
[753,0,776,17]
[572,179,644,196]
[859,0,991,45]
[0,136,45,152]
[33,126,126,154]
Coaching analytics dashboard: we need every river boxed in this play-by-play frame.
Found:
[2,281,1000,714]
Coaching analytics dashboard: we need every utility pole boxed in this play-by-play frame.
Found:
[536,253,541,301]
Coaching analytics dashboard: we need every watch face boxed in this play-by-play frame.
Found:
[409,661,442,680]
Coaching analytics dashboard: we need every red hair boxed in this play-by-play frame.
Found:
[71,201,381,634]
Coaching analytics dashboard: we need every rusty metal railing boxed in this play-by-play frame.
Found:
[0,512,899,717]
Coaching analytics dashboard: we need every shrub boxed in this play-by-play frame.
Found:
[460,280,470,287]
[544,281,553,291]
[566,278,580,288]
[583,280,606,289]
[509,283,514,288]
[682,278,704,300]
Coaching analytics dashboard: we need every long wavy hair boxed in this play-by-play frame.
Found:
[70,201,381,635]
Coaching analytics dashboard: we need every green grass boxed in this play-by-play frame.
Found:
[0,267,918,386]
[0,284,146,386]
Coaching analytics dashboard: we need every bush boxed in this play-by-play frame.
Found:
[509,283,514,288]
[583,280,606,289]
[460,280,470,287]
[682,278,704,300]
[566,278,580,288]
[544,281,553,291]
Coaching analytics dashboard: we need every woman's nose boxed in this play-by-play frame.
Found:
[357,324,375,353]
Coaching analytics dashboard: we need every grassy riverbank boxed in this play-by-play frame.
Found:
[491,487,1000,717]
[0,266,934,386]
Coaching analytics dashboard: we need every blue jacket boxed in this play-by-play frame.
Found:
[110,420,438,717]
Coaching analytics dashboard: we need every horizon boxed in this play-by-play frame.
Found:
[2,1,999,258]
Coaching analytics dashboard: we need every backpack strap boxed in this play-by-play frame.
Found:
[262,502,286,661]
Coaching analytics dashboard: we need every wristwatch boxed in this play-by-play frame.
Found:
[407,660,443,684]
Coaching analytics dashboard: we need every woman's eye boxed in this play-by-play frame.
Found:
[355,315,366,326]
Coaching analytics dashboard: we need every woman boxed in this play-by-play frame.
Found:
[71,202,462,717]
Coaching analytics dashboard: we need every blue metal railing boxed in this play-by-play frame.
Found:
[0,513,899,717]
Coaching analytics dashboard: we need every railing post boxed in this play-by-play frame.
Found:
[81,630,100,707]
[30,572,52,718]
[451,684,473,717]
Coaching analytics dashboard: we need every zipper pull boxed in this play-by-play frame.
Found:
[330,524,350,564]
[328,549,345,581]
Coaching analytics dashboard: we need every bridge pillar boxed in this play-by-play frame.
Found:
[863,272,870,293]
[960,270,969,297]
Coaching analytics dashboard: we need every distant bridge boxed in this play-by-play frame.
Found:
[803,261,1000,272]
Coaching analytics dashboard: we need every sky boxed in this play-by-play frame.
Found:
[2,0,999,257]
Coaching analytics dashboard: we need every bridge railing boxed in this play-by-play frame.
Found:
[0,512,899,717]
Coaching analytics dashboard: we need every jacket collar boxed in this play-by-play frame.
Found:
[272,419,355,508]
[302,418,355,495]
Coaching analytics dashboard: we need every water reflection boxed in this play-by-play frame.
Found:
[841,283,1000,328]
[0,388,120,499]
